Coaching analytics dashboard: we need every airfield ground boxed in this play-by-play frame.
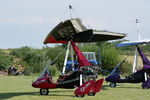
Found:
[0,76,150,100]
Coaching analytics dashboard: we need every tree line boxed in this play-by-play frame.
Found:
[0,40,150,75]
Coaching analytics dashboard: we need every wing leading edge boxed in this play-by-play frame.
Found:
[117,40,150,47]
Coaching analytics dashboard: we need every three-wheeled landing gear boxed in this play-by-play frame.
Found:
[110,82,116,87]
[40,88,49,95]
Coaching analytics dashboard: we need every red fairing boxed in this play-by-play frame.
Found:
[32,76,57,89]
[74,80,95,95]
[90,78,104,93]
[71,42,92,67]
[74,78,104,95]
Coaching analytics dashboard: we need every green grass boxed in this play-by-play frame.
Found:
[0,76,150,100]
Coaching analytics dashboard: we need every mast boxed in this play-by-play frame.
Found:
[132,47,138,73]
[132,19,141,73]
[68,0,73,19]
[136,19,141,40]
[62,41,71,74]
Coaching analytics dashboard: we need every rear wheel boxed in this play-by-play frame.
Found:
[40,88,49,95]
[88,92,96,96]
[110,82,116,88]
[76,95,85,98]
[142,87,149,89]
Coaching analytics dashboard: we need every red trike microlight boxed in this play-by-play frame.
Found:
[32,18,125,97]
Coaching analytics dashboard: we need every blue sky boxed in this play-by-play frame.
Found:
[0,0,150,49]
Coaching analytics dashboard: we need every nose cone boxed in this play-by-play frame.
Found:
[32,82,36,87]
[105,76,110,82]
[105,74,120,82]
[32,81,38,88]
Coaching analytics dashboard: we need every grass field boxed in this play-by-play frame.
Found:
[0,76,150,100]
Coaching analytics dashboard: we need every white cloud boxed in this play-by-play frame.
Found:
[24,16,61,24]
[0,16,61,25]
[26,16,44,23]
[81,17,110,30]
[0,18,18,24]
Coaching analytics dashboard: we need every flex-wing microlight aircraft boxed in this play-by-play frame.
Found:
[32,18,126,97]
[106,41,150,89]
[106,19,150,89]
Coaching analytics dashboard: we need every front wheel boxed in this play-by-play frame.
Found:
[110,82,116,88]
[40,88,49,95]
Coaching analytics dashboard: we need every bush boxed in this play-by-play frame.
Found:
[23,65,33,75]
[45,46,65,71]
[10,46,65,75]
[0,51,13,70]
[10,46,47,74]
[10,46,32,58]
[99,42,121,71]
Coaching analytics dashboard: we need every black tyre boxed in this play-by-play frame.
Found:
[110,83,116,88]
[40,88,49,95]
[76,95,85,98]
[88,92,96,96]
[142,87,149,89]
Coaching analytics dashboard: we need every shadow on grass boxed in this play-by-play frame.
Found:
[47,94,75,97]
[49,90,74,93]
[102,85,109,90]
[0,92,38,100]
[115,86,141,89]
[103,83,141,89]
[0,90,75,99]
[48,90,75,97]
